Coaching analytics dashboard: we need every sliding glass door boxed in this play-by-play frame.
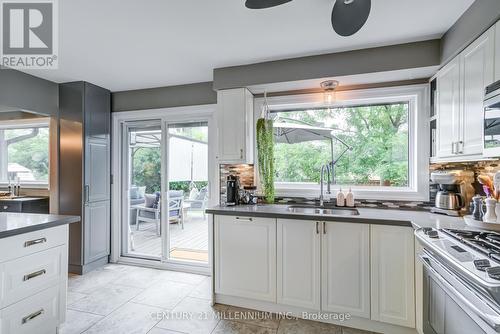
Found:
[120,117,210,268]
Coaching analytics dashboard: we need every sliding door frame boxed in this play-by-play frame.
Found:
[111,105,217,275]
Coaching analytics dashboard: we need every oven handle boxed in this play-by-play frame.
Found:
[419,253,500,331]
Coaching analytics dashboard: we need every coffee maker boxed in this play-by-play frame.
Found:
[226,175,240,206]
[430,170,475,216]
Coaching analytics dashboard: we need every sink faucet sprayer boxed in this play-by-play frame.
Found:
[319,164,331,207]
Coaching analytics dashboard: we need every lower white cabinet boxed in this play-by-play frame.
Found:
[322,222,370,318]
[277,219,320,310]
[371,225,416,328]
[215,215,276,302]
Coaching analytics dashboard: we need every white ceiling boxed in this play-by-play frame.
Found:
[22,0,474,92]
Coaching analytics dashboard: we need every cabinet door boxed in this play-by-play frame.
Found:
[460,27,495,156]
[277,219,320,310]
[215,215,276,302]
[322,222,370,318]
[84,83,110,140]
[84,201,110,264]
[85,138,110,202]
[217,88,253,163]
[437,57,461,158]
[371,225,415,328]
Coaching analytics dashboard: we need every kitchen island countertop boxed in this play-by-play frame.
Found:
[0,212,79,238]
[206,204,469,230]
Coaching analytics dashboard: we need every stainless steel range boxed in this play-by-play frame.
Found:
[416,227,500,334]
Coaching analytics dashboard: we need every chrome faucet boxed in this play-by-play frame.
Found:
[319,164,331,207]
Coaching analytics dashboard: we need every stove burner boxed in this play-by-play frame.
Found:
[441,229,500,260]
[486,234,500,244]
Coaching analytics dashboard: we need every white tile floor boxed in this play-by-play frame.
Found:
[61,264,377,334]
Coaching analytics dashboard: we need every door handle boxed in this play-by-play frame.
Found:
[235,217,253,222]
[452,142,456,154]
[22,309,44,324]
[23,269,46,281]
[240,149,244,159]
[84,185,90,203]
[457,141,464,154]
[24,237,46,248]
[323,222,326,234]
[316,222,319,234]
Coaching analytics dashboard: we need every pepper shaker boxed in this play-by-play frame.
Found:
[472,195,484,221]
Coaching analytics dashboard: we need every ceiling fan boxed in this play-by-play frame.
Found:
[244,0,371,36]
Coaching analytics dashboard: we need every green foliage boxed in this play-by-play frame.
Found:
[6,128,49,181]
[274,103,409,187]
[257,118,275,203]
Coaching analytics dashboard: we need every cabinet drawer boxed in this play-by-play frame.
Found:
[0,202,22,212]
[0,286,60,334]
[0,225,67,263]
[0,246,64,308]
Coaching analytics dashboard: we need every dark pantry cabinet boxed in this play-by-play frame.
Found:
[59,82,111,274]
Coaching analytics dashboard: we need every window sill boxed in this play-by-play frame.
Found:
[0,183,49,190]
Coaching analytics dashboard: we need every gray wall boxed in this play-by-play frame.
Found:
[213,40,441,90]
[441,0,500,65]
[112,82,217,112]
[0,68,58,116]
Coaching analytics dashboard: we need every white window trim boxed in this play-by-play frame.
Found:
[0,117,51,188]
[253,84,430,201]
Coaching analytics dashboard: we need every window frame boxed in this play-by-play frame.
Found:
[0,118,51,188]
[253,84,430,201]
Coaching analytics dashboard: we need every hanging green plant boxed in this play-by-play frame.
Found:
[256,118,275,203]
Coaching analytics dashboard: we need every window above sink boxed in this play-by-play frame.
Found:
[253,85,430,202]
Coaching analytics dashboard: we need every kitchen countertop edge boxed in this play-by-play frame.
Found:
[0,213,80,239]
[206,204,468,230]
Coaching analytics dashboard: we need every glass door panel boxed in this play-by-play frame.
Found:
[166,121,209,264]
[121,120,163,260]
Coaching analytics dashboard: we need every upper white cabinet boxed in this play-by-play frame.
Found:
[322,222,370,319]
[495,21,500,82]
[216,88,254,164]
[277,219,320,310]
[214,215,276,302]
[371,225,415,328]
[461,27,495,156]
[435,26,495,160]
[436,57,461,158]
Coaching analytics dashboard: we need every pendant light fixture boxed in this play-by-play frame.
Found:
[245,0,292,9]
[321,80,339,106]
[331,0,371,36]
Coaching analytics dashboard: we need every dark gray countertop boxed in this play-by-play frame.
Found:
[206,204,468,230]
[0,212,79,238]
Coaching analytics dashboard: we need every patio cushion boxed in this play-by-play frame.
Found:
[195,187,207,201]
[130,186,146,199]
[144,194,158,208]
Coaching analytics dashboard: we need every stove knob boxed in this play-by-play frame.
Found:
[422,227,433,234]
[427,230,439,239]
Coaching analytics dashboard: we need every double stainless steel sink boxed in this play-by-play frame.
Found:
[287,205,360,216]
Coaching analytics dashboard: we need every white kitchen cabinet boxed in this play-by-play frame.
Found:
[436,57,461,158]
[277,219,320,310]
[460,27,495,156]
[495,21,500,82]
[216,88,254,163]
[215,215,276,302]
[371,225,416,328]
[435,26,495,160]
[322,222,370,318]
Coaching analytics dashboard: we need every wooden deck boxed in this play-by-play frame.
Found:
[130,212,208,261]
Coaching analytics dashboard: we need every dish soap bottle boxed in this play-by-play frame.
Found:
[345,188,355,207]
[336,188,345,207]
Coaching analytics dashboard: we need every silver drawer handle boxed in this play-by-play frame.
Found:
[235,217,252,222]
[22,309,44,324]
[23,269,46,281]
[24,237,47,247]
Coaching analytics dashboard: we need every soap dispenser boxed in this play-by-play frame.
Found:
[336,188,345,207]
[346,188,355,207]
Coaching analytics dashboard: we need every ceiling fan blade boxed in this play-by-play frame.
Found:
[245,0,292,9]
[331,0,371,36]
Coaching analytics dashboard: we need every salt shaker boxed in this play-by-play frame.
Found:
[483,197,497,223]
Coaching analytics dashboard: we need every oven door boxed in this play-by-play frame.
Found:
[421,251,500,334]
[484,93,500,157]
